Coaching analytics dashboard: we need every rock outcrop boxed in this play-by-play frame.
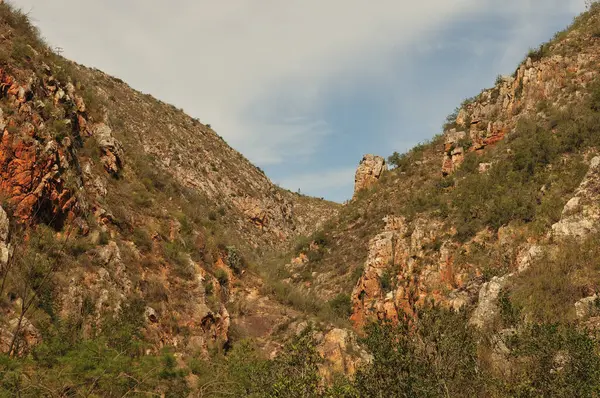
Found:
[353,154,387,198]
[317,328,372,381]
[442,47,600,175]
[552,156,600,239]
[0,206,10,265]
[350,215,473,327]
[93,123,124,176]
[0,67,86,227]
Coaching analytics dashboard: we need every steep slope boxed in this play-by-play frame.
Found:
[6,1,600,396]
[283,3,600,329]
[0,1,340,366]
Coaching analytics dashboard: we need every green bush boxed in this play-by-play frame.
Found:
[226,246,246,275]
[354,305,481,397]
[500,324,600,397]
[132,227,153,253]
[380,270,393,292]
[215,268,229,286]
[328,293,352,319]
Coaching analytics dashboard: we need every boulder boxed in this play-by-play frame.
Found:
[353,154,387,198]
[575,294,599,319]
[93,123,124,176]
[552,157,600,239]
[469,276,509,329]
[0,205,9,265]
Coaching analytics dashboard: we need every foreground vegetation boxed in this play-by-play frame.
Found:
[3,302,600,397]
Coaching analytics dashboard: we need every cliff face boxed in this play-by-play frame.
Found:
[443,39,600,175]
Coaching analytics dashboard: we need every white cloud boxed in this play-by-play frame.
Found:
[9,0,587,202]
[12,0,484,165]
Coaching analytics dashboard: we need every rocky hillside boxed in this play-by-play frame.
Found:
[272,3,600,394]
[287,0,600,322]
[5,1,600,397]
[0,0,342,376]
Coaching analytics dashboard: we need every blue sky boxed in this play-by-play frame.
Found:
[12,0,586,202]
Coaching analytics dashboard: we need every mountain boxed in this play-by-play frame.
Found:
[3,1,600,397]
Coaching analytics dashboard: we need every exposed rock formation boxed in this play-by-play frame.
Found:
[93,123,124,176]
[442,49,600,175]
[0,68,84,226]
[317,328,372,381]
[469,276,509,329]
[353,154,387,198]
[552,156,600,239]
[0,206,10,265]
[350,215,472,327]
[575,294,599,319]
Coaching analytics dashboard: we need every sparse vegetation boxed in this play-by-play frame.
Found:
[3,2,600,396]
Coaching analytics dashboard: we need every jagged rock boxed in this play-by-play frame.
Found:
[0,316,41,356]
[145,306,159,323]
[515,244,543,273]
[575,294,599,319]
[317,328,372,381]
[351,216,407,326]
[0,205,9,265]
[353,154,387,197]
[552,157,600,239]
[478,162,493,173]
[74,95,86,113]
[441,47,599,175]
[469,275,510,328]
[93,123,124,176]
[442,130,467,175]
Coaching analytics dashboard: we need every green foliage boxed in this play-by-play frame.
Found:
[499,324,600,397]
[498,288,521,327]
[265,327,323,397]
[387,141,430,172]
[204,279,214,296]
[328,293,352,319]
[512,233,600,324]
[132,227,153,253]
[215,268,229,286]
[163,242,195,280]
[380,269,393,292]
[527,43,551,62]
[443,106,461,131]
[354,305,481,397]
[0,294,189,397]
[226,245,246,275]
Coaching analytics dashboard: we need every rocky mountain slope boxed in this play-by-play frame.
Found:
[0,0,340,366]
[287,1,600,325]
[4,1,600,397]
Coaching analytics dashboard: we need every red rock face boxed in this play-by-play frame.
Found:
[441,46,600,175]
[0,68,81,227]
[0,128,77,227]
[350,216,472,329]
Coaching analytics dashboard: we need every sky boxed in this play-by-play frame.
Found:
[11,0,586,202]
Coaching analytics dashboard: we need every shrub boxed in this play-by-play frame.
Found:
[215,268,229,286]
[354,306,481,397]
[380,270,393,292]
[500,324,600,397]
[328,293,352,319]
[527,43,551,62]
[226,246,246,275]
[132,228,153,253]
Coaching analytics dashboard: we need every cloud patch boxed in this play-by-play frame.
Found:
[11,0,587,202]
